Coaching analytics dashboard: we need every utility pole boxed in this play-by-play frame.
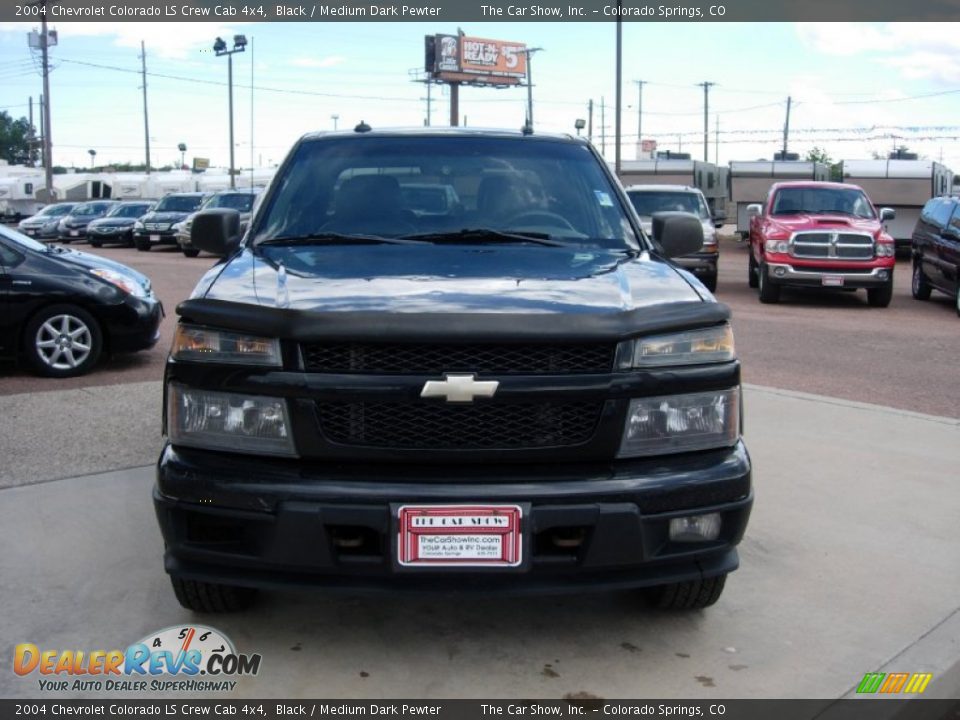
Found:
[40,3,54,199]
[522,48,543,128]
[39,94,44,168]
[140,41,151,174]
[28,96,35,167]
[600,97,606,157]
[587,99,594,142]
[715,115,719,166]
[698,81,715,162]
[614,14,623,174]
[782,95,792,158]
[635,80,646,156]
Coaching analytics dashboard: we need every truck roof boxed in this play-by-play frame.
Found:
[769,180,863,192]
[299,126,586,145]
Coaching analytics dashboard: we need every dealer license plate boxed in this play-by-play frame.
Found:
[397,505,523,568]
[822,275,844,287]
[150,234,160,243]
[70,230,79,237]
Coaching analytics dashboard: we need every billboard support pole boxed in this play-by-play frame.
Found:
[450,82,459,127]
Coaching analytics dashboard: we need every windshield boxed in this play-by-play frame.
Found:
[108,203,152,218]
[39,204,75,218]
[155,195,204,213]
[627,190,710,220]
[771,187,876,218]
[0,225,49,253]
[204,193,255,212]
[254,136,640,249]
[73,203,114,217]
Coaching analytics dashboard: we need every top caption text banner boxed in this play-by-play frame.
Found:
[7,0,960,22]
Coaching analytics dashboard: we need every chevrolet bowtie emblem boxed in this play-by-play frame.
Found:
[420,374,500,403]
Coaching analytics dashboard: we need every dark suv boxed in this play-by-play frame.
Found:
[133,192,208,251]
[154,128,752,612]
[911,196,960,316]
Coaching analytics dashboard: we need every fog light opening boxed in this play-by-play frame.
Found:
[773,266,787,278]
[669,513,722,543]
[550,528,587,549]
[878,270,889,281]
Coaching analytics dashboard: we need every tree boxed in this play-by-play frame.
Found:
[805,146,833,165]
[0,111,39,166]
[805,146,843,181]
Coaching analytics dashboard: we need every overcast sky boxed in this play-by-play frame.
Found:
[2,21,960,171]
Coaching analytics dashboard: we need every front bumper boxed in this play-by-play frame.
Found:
[675,250,719,275]
[102,295,164,353]
[766,262,893,288]
[154,440,752,594]
[89,227,133,243]
[134,229,178,246]
[59,227,90,241]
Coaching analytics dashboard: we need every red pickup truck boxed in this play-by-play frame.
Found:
[747,181,897,306]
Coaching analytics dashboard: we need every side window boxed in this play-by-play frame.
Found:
[930,199,954,228]
[948,204,960,233]
[0,243,20,267]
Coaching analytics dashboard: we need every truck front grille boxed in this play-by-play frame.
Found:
[317,401,604,450]
[302,343,616,375]
[791,232,874,260]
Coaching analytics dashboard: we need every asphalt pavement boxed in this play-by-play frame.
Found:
[1,385,958,700]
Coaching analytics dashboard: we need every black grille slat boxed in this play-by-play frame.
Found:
[317,401,604,450]
[302,343,615,375]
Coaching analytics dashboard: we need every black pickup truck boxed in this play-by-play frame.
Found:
[154,127,752,612]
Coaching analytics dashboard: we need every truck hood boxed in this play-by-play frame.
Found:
[766,214,882,235]
[200,244,704,314]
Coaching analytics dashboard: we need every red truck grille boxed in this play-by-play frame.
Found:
[791,232,874,260]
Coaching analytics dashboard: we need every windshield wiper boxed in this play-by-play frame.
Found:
[400,228,567,247]
[258,232,420,246]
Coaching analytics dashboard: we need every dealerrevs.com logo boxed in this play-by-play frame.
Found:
[14,625,261,693]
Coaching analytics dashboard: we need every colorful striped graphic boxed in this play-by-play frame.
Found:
[857,672,933,694]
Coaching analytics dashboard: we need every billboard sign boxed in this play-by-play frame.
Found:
[426,34,527,81]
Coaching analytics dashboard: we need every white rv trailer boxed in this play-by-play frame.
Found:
[615,159,726,219]
[729,160,830,238]
[0,171,45,220]
[840,159,953,247]
[53,172,114,202]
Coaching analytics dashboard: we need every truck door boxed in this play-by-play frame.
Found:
[940,202,960,293]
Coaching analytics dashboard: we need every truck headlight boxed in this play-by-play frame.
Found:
[134,220,144,230]
[628,324,735,368]
[172,324,281,366]
[167,384,296,456]
[618,388,740,458]
[764,239,790,254]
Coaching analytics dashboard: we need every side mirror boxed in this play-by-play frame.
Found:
[191,209,241,257]
[653,211,704,258]
[880,207,896,221]
[746,204,762,218]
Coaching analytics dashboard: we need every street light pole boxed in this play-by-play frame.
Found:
[522,48,543,129]
[214,35,247,190]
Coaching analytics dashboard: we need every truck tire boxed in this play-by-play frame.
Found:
[134,237,151,252]
[170,576,257,613]
[702,272,717,293]
[868,279,894,308]
[911,262,932,301]
[645,574,727,610]
[182,248,200,258]
[955,290,959,318]
[757,263,780,303]
[748,253,759,289]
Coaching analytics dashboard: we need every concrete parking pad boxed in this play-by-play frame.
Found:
[1,386,958,699]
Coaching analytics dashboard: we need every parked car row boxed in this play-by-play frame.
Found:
[15,190,259,258]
